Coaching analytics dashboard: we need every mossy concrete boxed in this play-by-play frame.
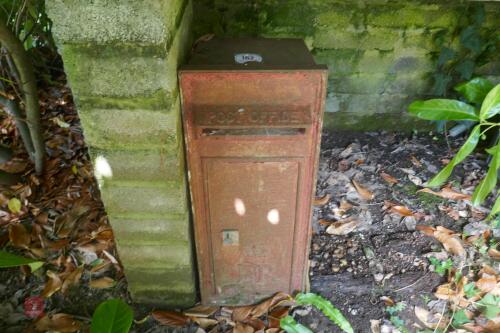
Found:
[48,0,197,307]
[193,0,499,131]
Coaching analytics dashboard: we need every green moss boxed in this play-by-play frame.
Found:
[323,111,432,132]
[417,192,447,208]
[77,89,176,111]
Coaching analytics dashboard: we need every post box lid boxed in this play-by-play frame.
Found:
[180,37,327,71]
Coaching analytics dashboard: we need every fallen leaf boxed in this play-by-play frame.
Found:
[318,219,333,226]
[42,270,62,298]
[152,310,190,327]
[418,187,471,201]
[416,225,436,237]
[414,306,447,329]
[370,319,381,333]
[379,296,395,306]
[411,156,422,167]
[433,230,466,257]
[9,223,30,249]
[314,193,331,206]
[184,305,218,318]
[233,322,255,333]
[89,277,115,289]
[476,276,497,294]
[8,198,22,213]
[488,248,500,260]
[390,205,414,217]
[326,219,360,235]
[380,172,398,185]
[251,292,290,318]
[35,313,81,332]
[232,305,254,321]
[191,317,218,329]
[352,179,374,200]
[61,266,84,293]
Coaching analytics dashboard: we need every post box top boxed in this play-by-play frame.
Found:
[180,37,328,71]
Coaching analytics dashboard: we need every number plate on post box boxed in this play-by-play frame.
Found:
[179,38,328,305]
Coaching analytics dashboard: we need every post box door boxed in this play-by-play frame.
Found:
[206,158,301,303]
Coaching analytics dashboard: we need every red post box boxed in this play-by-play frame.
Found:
[179,38,328,305]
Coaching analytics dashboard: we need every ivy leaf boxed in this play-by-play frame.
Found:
[428,125,481,187]
[472,143,499,205]
[477,294,500,319]
[431,73,453,96]
[437,47,456,67]
[408,99,479,121]
[90,299,133,333]
[456,59,476,80]
[280,316,314,333]
[480,84,500,120]
[295,293,354,333]
[464,282,479,298]
[452,309,471,326]
[454,78,494,104]
[460,26,482,54]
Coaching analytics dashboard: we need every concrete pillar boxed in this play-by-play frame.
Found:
[46,0,196,306]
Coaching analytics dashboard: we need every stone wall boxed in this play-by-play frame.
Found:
[46,0,197,307]
[193,0,500,130]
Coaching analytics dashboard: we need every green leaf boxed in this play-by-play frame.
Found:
[428,125,481,187]
[454,78,494,104]
[472,143,499,205]
[460,26,481,54]
[486,192,500,221]
[456,59,476,81]
[280,316,314,333]
[452,309,471,326]
[91,299,133,333]
[437,47,456,67]
[477,294,500,319]
[408,99,479,121]
[295,293,354,333]
[0,250,43,270]
[8,198,21,213]
[464,282,479,298]
[480,84,500,120]
[431,73,453,96]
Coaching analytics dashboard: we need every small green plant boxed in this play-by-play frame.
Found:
[429,257,453,276]
[385,303,409,333]
[91,299,133,333]
[281,292,354,333]
[409,78,499,219]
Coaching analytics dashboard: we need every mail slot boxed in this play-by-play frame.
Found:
[179,38,328,305]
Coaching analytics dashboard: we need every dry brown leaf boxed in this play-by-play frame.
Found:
[234,322,255,333]
[380,171,398,185]
[251,292,290,318]
[313,193,331,206]
[414,306,447,329]
[411,156,422,167]
[379,296,395,306]
[35,313,81,332]
[89,277,115,289]
[433,230,466,257]
[232,305,255,322]
[42,270,62,298]
[9,223,30,249]
[152,310,190,327]
[370,319,381,333]
[488,247,500,260]
[318,219,333,226]
[435,283,457,300]
[244,318,266,330]
[417,187,471,201]
[61,266,84,294]
[476,276,498,294]
[326,219,360,235]
[339,200,354,211]
[184,305,218,318]
[191,317,218,329]
[390,205,414,217]
[352,179,374,200]
[416,225,436,237]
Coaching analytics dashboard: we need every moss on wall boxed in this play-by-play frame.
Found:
[192,0,499,131]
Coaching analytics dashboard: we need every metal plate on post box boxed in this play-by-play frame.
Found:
[179,38,328,305]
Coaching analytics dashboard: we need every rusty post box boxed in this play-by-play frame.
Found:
[179,38,328,305]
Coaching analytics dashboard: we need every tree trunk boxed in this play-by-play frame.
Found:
[0,21,44,174]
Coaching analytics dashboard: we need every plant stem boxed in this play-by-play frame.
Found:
[0,20,44,174]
